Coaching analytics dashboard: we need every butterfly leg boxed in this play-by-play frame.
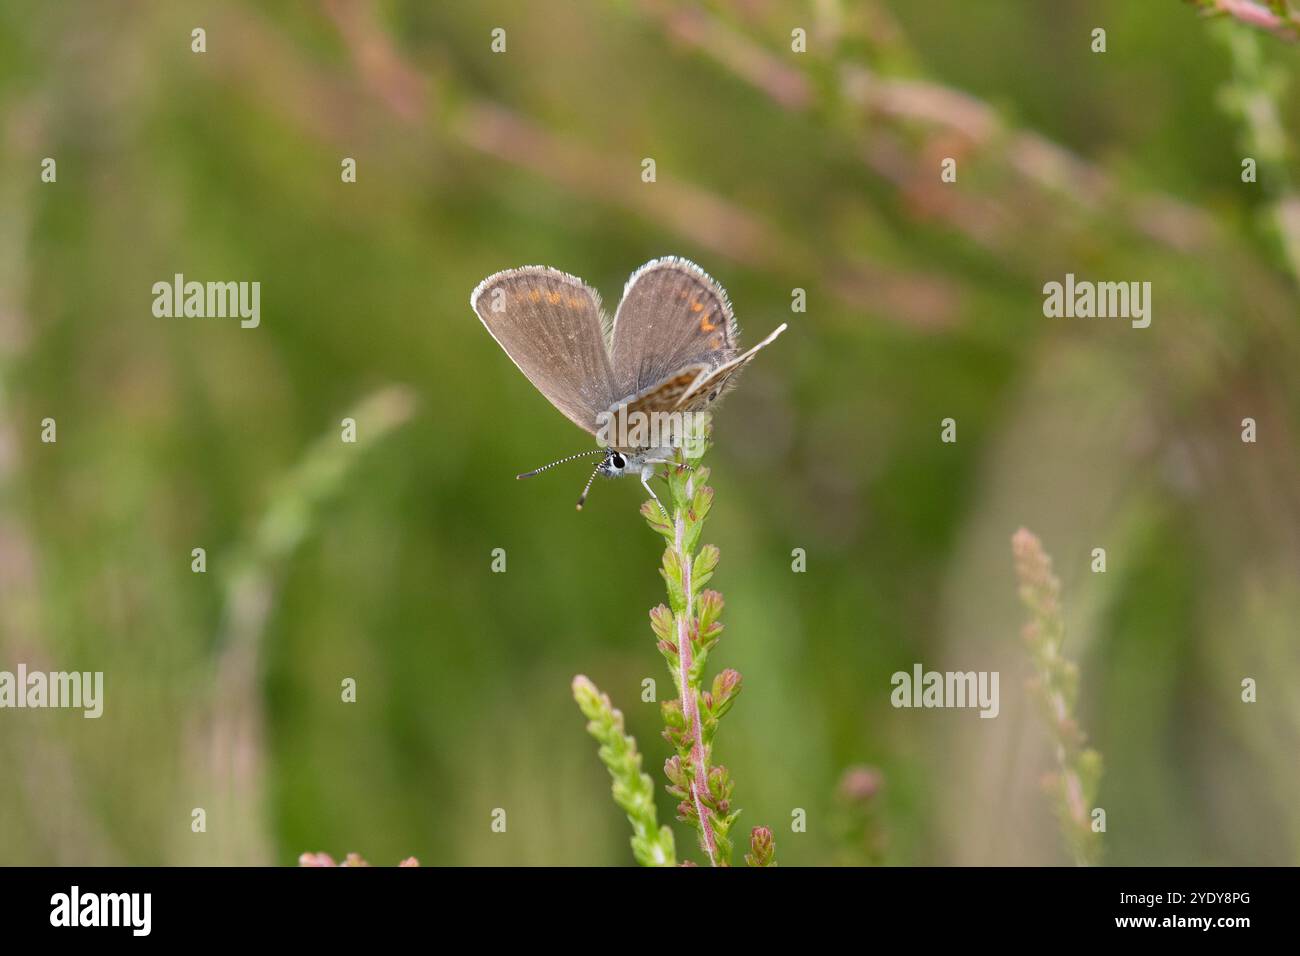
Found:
[639,464,669,520]
[641,456,691,473]
[640,456,688,494]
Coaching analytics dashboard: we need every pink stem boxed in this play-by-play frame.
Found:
[1213,0,1298,40]
[675,513,718,866]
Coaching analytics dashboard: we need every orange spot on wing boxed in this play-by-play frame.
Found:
[700,314,718,333]
[529,290,541,302]
[690,301,703,312]
[546,292,562,304]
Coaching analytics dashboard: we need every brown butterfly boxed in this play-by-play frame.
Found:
[470,256,787,514]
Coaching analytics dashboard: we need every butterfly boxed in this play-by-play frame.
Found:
[470,256,787,515]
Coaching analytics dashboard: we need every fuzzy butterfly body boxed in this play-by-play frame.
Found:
[470,256,786,512]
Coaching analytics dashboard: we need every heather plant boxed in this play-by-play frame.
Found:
[571,675,677,867]
[832,766,888,866]
[1012,529,1104,867]
[1211,15,1300,282]
[573,416,774,867]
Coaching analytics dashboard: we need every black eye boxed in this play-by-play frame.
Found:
[611,453,626,468]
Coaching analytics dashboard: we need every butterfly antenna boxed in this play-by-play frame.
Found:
[575,462,604,511]
[516,449,606,480]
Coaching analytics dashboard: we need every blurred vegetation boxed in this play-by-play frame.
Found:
[0,0,1297,866]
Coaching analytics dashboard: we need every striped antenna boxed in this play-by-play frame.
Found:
[516,448,607,480]
[575,461,605,511]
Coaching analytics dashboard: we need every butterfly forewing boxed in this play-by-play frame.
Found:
[471,267,619,435]
[609,257,739,395]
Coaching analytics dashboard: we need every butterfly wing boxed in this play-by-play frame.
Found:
[674,322,788,410]
[604,363,711,453]
[471,266,619,435]
[604,321,786,451]
[609,257,739,395]
[616,364,711,417]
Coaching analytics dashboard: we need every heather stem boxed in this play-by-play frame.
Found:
[1189,0,1300,42]
[1011,527,1104,866]
[673,513,718,866]
[572,675,677,867]
[643,416,750,866]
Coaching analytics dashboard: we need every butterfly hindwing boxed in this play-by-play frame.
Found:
[603,364,709,453]
[604,323,789,452]
[675,322,788,410]
[616,364,710,417]
[609,257,739,396]
[471,266,619,435]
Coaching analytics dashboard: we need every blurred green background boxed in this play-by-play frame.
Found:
[1,0,1297,866]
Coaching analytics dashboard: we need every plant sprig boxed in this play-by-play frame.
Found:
[572,676,677,867]
[641,418,772,867]
[572,416,774,866]
[1012,528,1104,866]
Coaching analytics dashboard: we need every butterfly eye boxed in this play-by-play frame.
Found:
[611,453,626,469]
